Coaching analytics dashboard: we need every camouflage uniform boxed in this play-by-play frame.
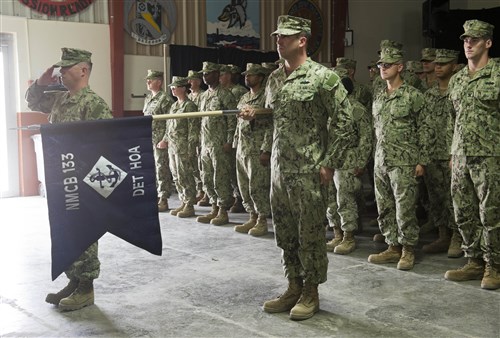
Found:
[187,70,205,193]
[198,71,237,209]
[448,51,500,265]
[266,58,355,283]
[372,48,430,247]
[235,84,272,218]
[422,52,458,234]
[335,57,372,110]
[143,74,174,200]
[26,48,111,282]
[327,97,373,232]
[165,77,199,205]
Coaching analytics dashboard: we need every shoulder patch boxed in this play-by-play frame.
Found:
[324,72,340,91]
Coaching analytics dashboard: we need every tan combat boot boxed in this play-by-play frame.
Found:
[334,231,356,255]
[234,212,257,233]
[196,204,219,223]
[263,278,303,313]
[422,226,451,254]
[157,197,169,212]
[481,262,500,290]
[229,196,245,213]
[59,280,94,311]
[248,216,268,237]
[373,233,385,243]
[197,193,210,207]
[45,279,78,305]
[170,203,185,216]
[447,230,463,258]
[289,281,320,321]
[177,203,195,218]
[326,226,343,252]
[445,258,485,281]
[368,245,402,264]
[397,245,415,270]
[195,190,204,202]
[210,207,229,226]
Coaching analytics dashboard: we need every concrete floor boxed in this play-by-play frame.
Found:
[1,196,499,338]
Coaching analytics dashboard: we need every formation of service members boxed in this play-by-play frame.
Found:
[32,17,498,315]
[150,18,499,319]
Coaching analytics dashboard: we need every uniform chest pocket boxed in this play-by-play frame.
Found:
[283,82,316,103]
[390,102,411,118]
[474,81,499,101]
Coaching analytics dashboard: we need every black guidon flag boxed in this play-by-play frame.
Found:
[40,116,162,280]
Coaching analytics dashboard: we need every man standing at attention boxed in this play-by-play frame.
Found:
[420,49,462,258]
[196,62,237,226]
[445,20,500,290]
[241,15,355,320]
[143,70,174,212]
[367,45,430,271]
[26,47,111,311]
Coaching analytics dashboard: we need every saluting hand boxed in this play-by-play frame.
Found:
[37,67,59,86]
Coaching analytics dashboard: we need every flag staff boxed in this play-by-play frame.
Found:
[151,108,272,120]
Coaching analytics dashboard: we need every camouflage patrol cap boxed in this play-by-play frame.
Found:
[336,57,357,69]
[186,70,202,80]
[405,61,423,73]
[53,47,92,67]
[367,60,378,69]
[168,76,189,87]
[219,64,231,74]
[333,67,349,78]
[200,61,220,73]
[228,64,241,74]
[378,40,403,53]
[434,49,460,63]
[378,47,404,64]
[420,48,436,61]
[460,19,495,40]
[145,69,164,80]
[261,62,279,71]
[271,15,311,36]
[242,63,267,76]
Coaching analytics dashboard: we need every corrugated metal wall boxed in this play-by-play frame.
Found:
[2,0,333,63]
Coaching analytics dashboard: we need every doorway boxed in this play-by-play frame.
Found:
[0,33,19,197]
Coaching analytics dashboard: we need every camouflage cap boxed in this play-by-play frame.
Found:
[460,19,495,40]
[145,69,164,80]
[186,70,202,80]
[228,64,241,74]
[434,49,460,63]
[367,60,378,69]
[333,67,349,78]
[168,76,189,87]
[219,64,231,74]
[378,47,404,64]
[378,40,403,53]
[271,15,311,36]
[420,48,436,61]
[200,61,220,73]
[405,61,423,73]
[53,47,92,67]
[336,57,357,69]
[261,62,279,71]
[242,63,267,76]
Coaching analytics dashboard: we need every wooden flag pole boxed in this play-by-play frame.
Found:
[151,108,272,120]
